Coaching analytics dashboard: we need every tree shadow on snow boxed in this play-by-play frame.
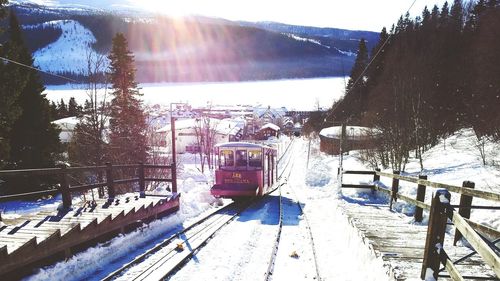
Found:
[237,195,302,226]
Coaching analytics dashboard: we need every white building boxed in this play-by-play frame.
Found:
[52,116,80,143]
[155,117,245,153]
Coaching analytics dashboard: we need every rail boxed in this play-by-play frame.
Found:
[341,169,500,280]
[0,163,175,220]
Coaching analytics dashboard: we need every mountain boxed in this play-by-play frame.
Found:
[3,2,380,84]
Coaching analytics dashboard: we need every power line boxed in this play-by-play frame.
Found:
[322,0,419,125]
[0,55,80,83]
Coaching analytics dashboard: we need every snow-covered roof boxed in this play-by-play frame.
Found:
[260,123,280,131]
[52,116,80,131]
[254,107,287,119]
[216,142,269,149]
[156,118,244,136]
[319,126,381,139]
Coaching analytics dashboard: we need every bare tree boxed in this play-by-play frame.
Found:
[145,117,173,190]
[69,48,110,166]
[193,116,220,173]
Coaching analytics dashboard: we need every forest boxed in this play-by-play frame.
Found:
[327,0,500,170]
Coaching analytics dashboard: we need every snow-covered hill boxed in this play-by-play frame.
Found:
[26,20,107,73]
[9,1,373,83]
[11,0,141,13]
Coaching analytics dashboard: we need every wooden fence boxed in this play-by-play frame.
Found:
[341,169,500,280]
[0,162,175,220]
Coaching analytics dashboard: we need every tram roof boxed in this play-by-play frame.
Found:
[215,142,271,149]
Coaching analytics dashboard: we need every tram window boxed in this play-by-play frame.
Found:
[235,150,248,167]
[220,150,234,167]
[248,150,262,167]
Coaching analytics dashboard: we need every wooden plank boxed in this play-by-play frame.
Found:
[341,184,375,189]
[0,194,179,275]
[376,171,500,202]
[443,254,466,281]
[464,218,500,240]
[37,229,61,247]
[0,245,7,258]
[343,170,376,175]
[451,210,500,277]
[396,193,431,210]
[9,237,36,255]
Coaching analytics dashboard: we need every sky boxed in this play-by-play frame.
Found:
[20,0,450,32]
[138,0,450,31]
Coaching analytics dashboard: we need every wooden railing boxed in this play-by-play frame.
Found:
[341,169,500,280]
[0,163,175,220]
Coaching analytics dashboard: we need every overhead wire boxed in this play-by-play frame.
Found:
[325,0,418,175]
[0,55,80,83]
[322,0,419,126]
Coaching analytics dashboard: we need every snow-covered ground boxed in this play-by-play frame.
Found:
[340,128,500,230]
[44,77,347,111]
[2,129,498,280]
[27,20,106,74]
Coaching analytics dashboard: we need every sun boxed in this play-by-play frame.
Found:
[135,0,206,17]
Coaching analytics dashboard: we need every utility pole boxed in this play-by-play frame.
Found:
[170,102,188,193]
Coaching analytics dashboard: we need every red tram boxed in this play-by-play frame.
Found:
[211,142,278,199]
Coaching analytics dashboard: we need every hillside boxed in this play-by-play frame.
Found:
[3,2,379,84]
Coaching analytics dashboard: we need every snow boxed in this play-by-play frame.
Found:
[319,125,381,139]
[27,20,107,74]
[424,268,436,281]
[2,124,499,280]
[284,33,331,49]
[44,77,347,111]
[260,122,280,131]
[438,194,450,204]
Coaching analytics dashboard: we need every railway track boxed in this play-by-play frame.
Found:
[103,200,253,281]
[265,140,322,281]
[103,139,297,281]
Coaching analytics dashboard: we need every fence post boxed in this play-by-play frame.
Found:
[389,170,400,210]
[421,189,451,280]
[106,163,115,203]
[415,175,427,223]
[372,168,381,193]
[138,162,145,198]
[59,165,72,210]
[373,168,381,182]
[453,181,475,245]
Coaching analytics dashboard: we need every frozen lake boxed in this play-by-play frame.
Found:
[44,77,346,111]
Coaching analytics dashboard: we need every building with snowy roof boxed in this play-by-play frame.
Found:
[257,123,280,140]
[319,126,381,155]
[155,117,245,153]
[52,116,80,143]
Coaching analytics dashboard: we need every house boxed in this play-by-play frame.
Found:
[257,123,280,140]
[319,126,381,155]
[52,116,80,143]
[155,117,246,153]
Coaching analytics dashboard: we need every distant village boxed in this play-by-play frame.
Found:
[52,104,314,155]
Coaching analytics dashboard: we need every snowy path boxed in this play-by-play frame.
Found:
[271,141,388,281]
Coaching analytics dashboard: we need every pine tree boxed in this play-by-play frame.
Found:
[57,98,68,118]
[67,97,82,117]
[7,11,61,170]
[366,27,389,92]
[345,38,369,121]
[0,3,23,168]
[108,33,147,166]
[347,39,369,92]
